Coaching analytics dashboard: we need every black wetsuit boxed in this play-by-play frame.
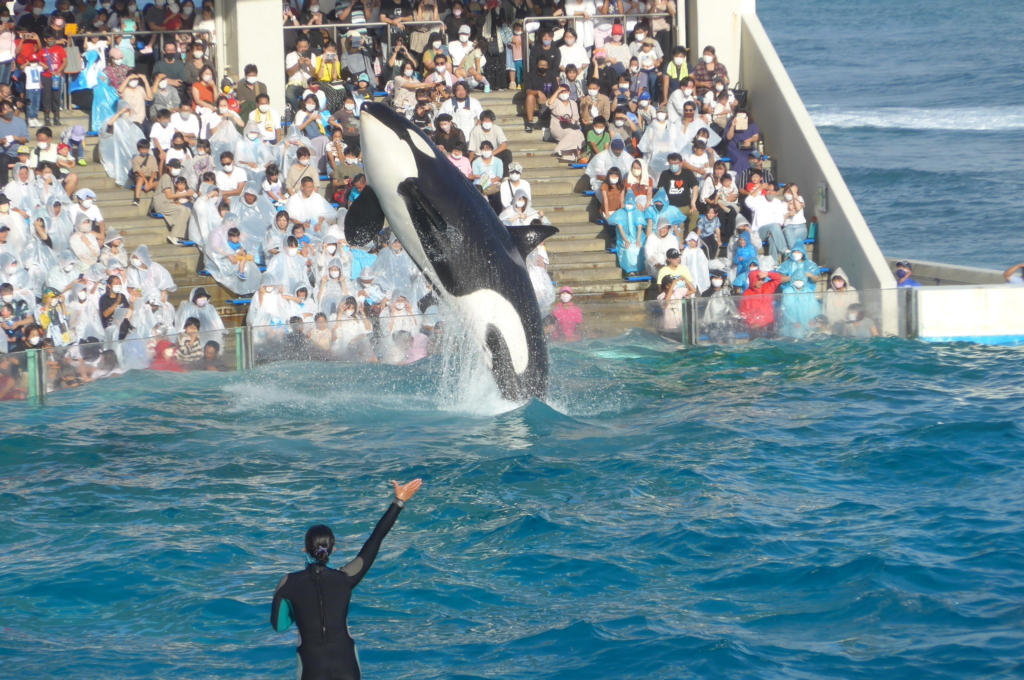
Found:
[271,502,403,680]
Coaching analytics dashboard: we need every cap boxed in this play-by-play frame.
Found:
[611,23,623,35]
[895,260,912,269]
[560,285,573,294]
[69,125,86,142]
[16,145,29,154]
[639,91,652,100]
[0,225,9,232]
[358,73,370,82]
[593,48,606,58]
[643,37,657,45]
[709,269,727,278]
[748,150,763,159]
[57,143,70,154]
[75,189,96,200]
[508,161,522,173]
[610,138,625,150]
[166,158,183,168]
[666,248,681,259]
[458,24,471,34]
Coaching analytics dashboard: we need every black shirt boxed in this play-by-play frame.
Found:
[98,292,127,329]
[523,69,558,98]
[384,0,413,20]
[657,169,699,208]
[530,44,560,71]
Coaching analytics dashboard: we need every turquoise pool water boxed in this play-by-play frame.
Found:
[2,334,1023,678]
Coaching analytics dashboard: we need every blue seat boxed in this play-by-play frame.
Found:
[198,269,212,276]
[179,240,196,247]
[149,212,164,219]
[569,163,587,169]
[330,202,340,208]
[582,190,595,196]
[258,265,267,272]
[818,267,831,275]
[626,275,652,282]
[596,218,606,225]
[803,238,815,245]
[85,131,98,137]
[720,157,731,163]
[227,299,252,305]
[606,247,618,254]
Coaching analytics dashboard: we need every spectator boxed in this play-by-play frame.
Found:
[599,166,625,222]
[739,269,788,338]
[822,268,859,325]
[130,139,159,207]
[156,159,194,245]
[69,189,106,241]
[837,303,879,338]
[732,230,759,289]
[780,274,821,339]
[498,162,530,211]
[176,316,202,363]
[149,107,175,169]
[530,30,560,72]
[644,216,680,278]
[745,185,788,264]
[498,190,546,226]
[1003,263,1024,285]
[507,22,523,88]
[695,203,722,257]
[150,74,181,121]
[522,57,557,133]
[559,28,588,83]
[779,183,807,252]
[610,192,646,276]
[691,45,728,98]
[447,141,471,177]
[236,64,267,120]
[247,94,282,144]
[657,247,693,287]
[150,338,184,372]
[170,100,199,147]
[727,111,763,181]
[215,151,247,199]
[547,83,585,162]
[431,114,465,155]
[895,260,921,288]
[625,158,654,205]
[470,140,502,198]
[285,146,320,195]
[551,286,583,341]
[438,81,482,134]
[328,94,360,150]
[660,46,688,105]
[584,115,610,162]
[682,231,711,293]
[0,13,13,88]
[425,54,457,88]
[152,42,187,103]
[327,146,361,203]
[586,136,631,193]
[37,28,65,126]
[23,53,43,127]
[285,37,320,111]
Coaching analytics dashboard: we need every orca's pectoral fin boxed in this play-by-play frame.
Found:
[506,224,560,259]
[344,186,386,246]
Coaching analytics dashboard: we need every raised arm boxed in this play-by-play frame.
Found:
[340,479,422,588]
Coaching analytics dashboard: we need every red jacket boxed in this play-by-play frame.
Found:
[739,271,782,328]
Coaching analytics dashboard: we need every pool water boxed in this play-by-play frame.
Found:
[2,334,1023,678]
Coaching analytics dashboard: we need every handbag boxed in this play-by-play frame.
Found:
[64,45,82,75]
[731,84,748,109]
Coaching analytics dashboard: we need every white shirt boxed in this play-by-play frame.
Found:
[447,39,471,68]
[783,195,806,226]
[499,178,531,210]
[439,96,483,134]
[170,111,201,139]
[149,121,176,151]
[215,167,248,192]
[247,108,282,141]
[285,50,320,87]
[746,194,788,232]
[69,203,104,226]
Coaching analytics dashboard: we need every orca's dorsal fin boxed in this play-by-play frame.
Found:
[506,224,559,259]
[344,186,386,246]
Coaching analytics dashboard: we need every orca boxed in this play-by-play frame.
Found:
[345,103,558,401]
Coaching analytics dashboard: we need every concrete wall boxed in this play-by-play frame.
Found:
[220,0,287,110]
[685,0,745,77]
[736,13,895,296]
[915,285,1024,344]
[885,258,1004,286]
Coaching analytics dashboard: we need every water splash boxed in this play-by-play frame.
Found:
[809,105,1024,131]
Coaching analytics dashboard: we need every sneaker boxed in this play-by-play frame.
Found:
[525,122,534,133]
[77,158,87,166]
[167,236,182,245]
[237,271,247,281]
[131,198,140,206]
[28,118,38,127]
[483,84,491,94]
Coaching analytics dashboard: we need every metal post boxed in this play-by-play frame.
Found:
[234,326,250,371]
[26,349,46,405]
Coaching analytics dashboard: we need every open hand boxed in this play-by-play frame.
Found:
[392,478,422,502]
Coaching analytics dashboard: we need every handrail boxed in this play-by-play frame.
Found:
[520,12,674,75]
[282,20,446,71]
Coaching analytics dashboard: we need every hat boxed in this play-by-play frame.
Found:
[75,189,96,200]
[16,145,29,154]
[0,195,9,206]
[748,150,763,159]
[611,24,623,35]
[895,260,912,269]
[666,248,681,259]
[69,125,86,142]
[458,24,472,34]
[710,269,727,278]
[357,73,370,82]
[27,53,39,63]
[57,143,70,154]
[639,91,652,100]
[358,267,374,280]
[643,37,657,45]
[559,285,573,294]
[610,138,625,150]
[508,161,522,173]
[166,158,182,168]
[593,48,606,58]
[0,225,9,232]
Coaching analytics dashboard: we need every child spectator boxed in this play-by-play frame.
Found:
[23,53,43,127]
[131,139,159,207]
[262,163,285,206]
[60,125,87,166]
[225,226,254,280]
[176,316,202,363]
[448,141,471,177]
[551,286,584,342]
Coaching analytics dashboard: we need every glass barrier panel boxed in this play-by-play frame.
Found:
[0,349,32,402]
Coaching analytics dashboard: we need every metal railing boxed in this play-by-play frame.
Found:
[521,12,673,74]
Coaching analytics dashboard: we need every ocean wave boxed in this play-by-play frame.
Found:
[809,106,1024,131]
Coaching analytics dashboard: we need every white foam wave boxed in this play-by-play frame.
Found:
[809,106,1024,131]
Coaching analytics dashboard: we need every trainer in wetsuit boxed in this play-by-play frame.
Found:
[271,479,423,680]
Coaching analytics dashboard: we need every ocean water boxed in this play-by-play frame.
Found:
[3,335,1024,678]
[759,0,1024,269]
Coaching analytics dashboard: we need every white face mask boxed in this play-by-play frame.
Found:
[258,104,269,113]
[222,163,233,172]
[631,168,641,177]
[614,119,625,127]
[673,57,684,66]
[588,89,598,98]
[111,284,122,294]
[299,158,310,166]
[246,76,258,84]
[287,247,298,256]
[451,153,462,160]
[1,294,11,302]
[630,66,639,74]
[711,278,723,288]
[306,103,317,112]
[847,312,859,322]
[344,103,355,111]
[435,65,446,73]
[404,70,414,78]
[608,176,618,185]
[77,291,88,302]
[481,150,492,159]
[63,263,75,272]
[792,251,804,262]
[516,199,526,209]
[28,336,40,346]
[193,51,204,59]
[309,3,319,11]
[194,297,209,308]
[202,73,213,83]
[560,293,571,303]
[113,58,124,66]
[326,245,337,255]
[784,193,793,201]
[330,269,341,279]
[432,41,442,49]
[715,84,725,92]
[459,34,468,43]
[481,121,492,130]
[131,257,142,267]
[38,141,49,150]
[183,5,192,14]
[440,123,451,132]
[509,172,520,181]
[635,33,645,41]
[656,112,667,122]
[703,54,714,64]
[558,92,570,101]
[81,199,94,209]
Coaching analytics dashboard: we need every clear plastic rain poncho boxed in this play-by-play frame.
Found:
[526,244,555,310]
[379,295,421,362]
[174,286,226,344]
[65,281,105,342]
[210,119,244,173]
[0,206,28,254]
[235,121,280,181]
[4,165,36,213]
[246,275,292,327]
[46,250,79,294]
[126,244,177,299]
[30,174,71,213]
[682,234,711,294]
[283,190,337,242]
[645,215,681,278]
[99,229,128,270]
[21,228,58,298]
[188,184,222,247]
[586,147,634,192]
[46,200,75,256]
[69,215,101,267]
[680,118,722,157]
[99,101,146,187]
[31,208,67,256]
[0,253,34,304]
[204,214,262,296]
[265,234,312,295]
[290,284,319,323]
[369,236,426,303]
[702,275,740,324]
[638,120,687,178]
[316,255,350,318]
[277,124,318,182]
[261,219,291,264]
[231,181,277,253]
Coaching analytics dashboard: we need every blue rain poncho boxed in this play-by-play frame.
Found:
[776,242,820,292]
[732,232,759,290]
[645,187,685,229]
[781,279,821,339]
[609,191,646,274]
